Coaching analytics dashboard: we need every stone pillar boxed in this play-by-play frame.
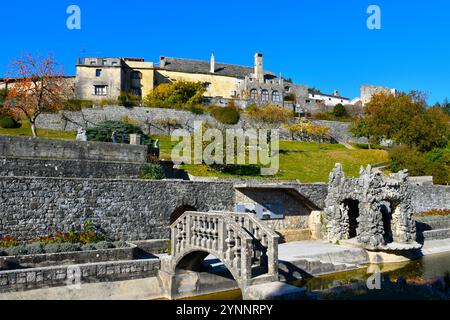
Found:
[129,134,141,145]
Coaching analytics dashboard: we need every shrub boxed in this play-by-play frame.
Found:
[81,244,96,251]
[311,112,333,121]
[95,241,114,250]
[246,105,293,126]
[209,106,240,125]
[59,243,81,252]
[24,242,45,255]
[118,92,141,107]
[332,104,348,118]
[0,115,21,129]
[86,120,148,144]
[210,164,261,176]
[62,100,93,111]
[188,105,205,115]
[0,248,7,256]
[0,236,19,248]
[8,245,28,256]
[144,81,206,109]
[140,163,165,180]
[44,243,62,253]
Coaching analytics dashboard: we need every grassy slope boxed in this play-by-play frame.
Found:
[160,135,388,182]
[0,121,76,140]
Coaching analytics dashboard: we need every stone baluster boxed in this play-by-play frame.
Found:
[200,216,207,247]
[212,218,218,251]
[191,215,197,246]
[225,228,235,263]
[233,236,242,276]
[205,218,212,249]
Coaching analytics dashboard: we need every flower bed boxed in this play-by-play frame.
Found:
[416,209,450,217]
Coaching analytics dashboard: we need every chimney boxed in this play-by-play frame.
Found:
[254,53,263,82]
[210,53,215,73]
[160,56,166,68]
[333,90,340,97]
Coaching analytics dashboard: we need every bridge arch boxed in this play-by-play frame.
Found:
[159,211,280,299]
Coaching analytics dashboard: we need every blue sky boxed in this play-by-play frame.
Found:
[1,0,449,104]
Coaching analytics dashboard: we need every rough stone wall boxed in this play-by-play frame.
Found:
[0,135,147,163]
[324,164,417,249]
[311,120,368,144]
[410,185,450,213]
[0,157,144,179]
[0,177,235,241]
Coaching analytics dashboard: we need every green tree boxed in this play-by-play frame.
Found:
[332,103,348,118]
[144,81,206,109]
[349,118,372,149]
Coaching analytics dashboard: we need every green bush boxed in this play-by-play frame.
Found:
[8,245,28,256]
[62,100,93,111]
[81,244,96,251]
[25,243,45,255]
[209,106,240,125]
[140,163,165,180]
[118,92,141,107]
[144,81,206,109]
[0,115,21,129]
[332,104,348,118]
[44,243,62,254]
[86,120,148,144]
[95,241,114,250]
[59,243,81,252]
[188,105,205,114]
[0,247,8,256]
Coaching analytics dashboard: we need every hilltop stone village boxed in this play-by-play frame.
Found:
[0,52,449,300]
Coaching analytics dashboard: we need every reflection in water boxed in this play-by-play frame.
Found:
[196,252,450,300]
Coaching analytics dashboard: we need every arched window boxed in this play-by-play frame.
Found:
[250,89,258,100]
[261,90,269,102]
[272,91,281,103]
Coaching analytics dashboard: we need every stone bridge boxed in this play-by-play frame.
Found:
[158,211,280,299]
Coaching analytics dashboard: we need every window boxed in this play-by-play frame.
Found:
[272,91,281,103]
[95,69,102,77]
[250,89,258,100]
[102,59,107,65]
[131,71,142,80]
[94,85,108,96]
[261,90,269,102]
[112,61,118,66]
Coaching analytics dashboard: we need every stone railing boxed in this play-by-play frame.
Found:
[170,211,279,288]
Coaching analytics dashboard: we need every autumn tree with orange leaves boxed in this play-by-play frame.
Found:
[3,53,67,137]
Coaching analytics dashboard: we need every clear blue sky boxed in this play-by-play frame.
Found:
[1,0,449,104]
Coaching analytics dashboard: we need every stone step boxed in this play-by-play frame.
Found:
[278,258,360,281]
[422,228,450,241]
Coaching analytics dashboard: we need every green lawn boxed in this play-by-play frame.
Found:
[161,135,388,182]
[0,121,76,140]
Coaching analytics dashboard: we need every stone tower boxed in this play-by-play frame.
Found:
[210,53,215,73]
[254,53,264,82]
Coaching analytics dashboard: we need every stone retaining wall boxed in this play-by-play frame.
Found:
[410,185,450,213]
[0,157,144,179]
[0,258,159,292]
[0,177,235,241]
[0,135,147,163]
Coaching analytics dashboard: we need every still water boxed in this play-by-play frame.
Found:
[185,252,450,300]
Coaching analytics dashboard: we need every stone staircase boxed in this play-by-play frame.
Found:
[415,215,450,241]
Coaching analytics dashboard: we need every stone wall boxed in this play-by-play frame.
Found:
[311,120,368,144]
[0,258,159,293]
[0,157,144,179]
[0,135,147,163]
[0,177,235,241]
[410,185,450,213]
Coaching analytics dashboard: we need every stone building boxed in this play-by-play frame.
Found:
[359,85,399,106]
[74,57,154,101]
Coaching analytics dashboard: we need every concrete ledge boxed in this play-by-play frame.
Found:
[244,282,307,300]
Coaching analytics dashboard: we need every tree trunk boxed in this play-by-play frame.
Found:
[31,122,38,138]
